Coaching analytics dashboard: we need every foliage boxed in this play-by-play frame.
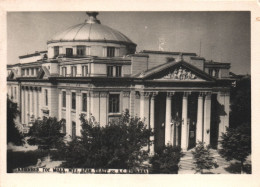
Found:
[61,110,153,169]
[149,145,184,174]
[27,117,65,150]
[7,150,49,173]
[192,142,218,174]
[230,76,251,129]
[218,124,251,173]
[7,97,24,145]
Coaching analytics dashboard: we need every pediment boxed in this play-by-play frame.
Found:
[153,66,205,81]
[139,61,215,82]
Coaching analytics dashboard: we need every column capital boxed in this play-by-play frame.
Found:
[122,91,130,97]
[205,92,212,99]
[135,91,140,99]
[100,92,108,97]
[91,91,99,98]
[198,92,205,97]
[140,91,150,98]
[166,91,175,97]
[66,90,71,95]
[150,91,158,98]
[183,91,191,97]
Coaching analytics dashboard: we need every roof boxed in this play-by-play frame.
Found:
[19,51,47,59]
[140,50,197,56]
[48,12,136,46]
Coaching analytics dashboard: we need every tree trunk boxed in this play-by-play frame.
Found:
[241,161,244,174]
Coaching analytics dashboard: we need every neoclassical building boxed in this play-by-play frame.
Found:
[7,12,232,153]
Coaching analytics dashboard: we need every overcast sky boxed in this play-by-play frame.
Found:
[7,11,250,74]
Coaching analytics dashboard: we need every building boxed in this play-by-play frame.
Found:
[7,12,232,153]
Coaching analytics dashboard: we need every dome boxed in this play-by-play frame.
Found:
[48,12,136,46]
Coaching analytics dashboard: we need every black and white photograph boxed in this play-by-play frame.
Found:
[1,1,259,186]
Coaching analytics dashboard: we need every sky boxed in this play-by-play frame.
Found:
[7,11,250,74]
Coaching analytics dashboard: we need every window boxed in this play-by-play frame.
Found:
[77,46,86,56]
[214,69,219,78]
[54,46,59,57]
[107,47,115,57]
[116,66,122,77]
[45,89,48,106]
[109,94,120,113]
[62,91,66,108]
[11,87,13,99]
[66,48,73,57]
[26,69,29,76]
[82,93,87,112]
[107,66,113,77]
[71,66,77,77]
[22,69,25,76]
[209,69,213,76]
[62,67,67,77]
[31,68,34,76]
[14,87,17,100]
[82,65,88,77]
[61,119,66,134]
[72,121,76,139]
[71,92,76,110]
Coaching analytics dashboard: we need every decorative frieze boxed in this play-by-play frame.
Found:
[91,92,100,98]
[162,66,197,80]
[123,91,130,97]
[166,91,175,97]
[100,92,108,97]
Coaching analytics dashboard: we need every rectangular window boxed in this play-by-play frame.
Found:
[82,65,88,77]
[77,46,86,56]
[209,69,213,76]
[71,92,76,110]
[54,46,59,57]
[22,69,24,76]
[82,93,87,112]
[31,68,34,76]
[215,69,219,78]
[27,69,29,76]
[107,47,115,57]
[71,66,77,77]
[62,67,67,77]
[116,66,122,77]
[107,66,113,77]
[14,87,17,100]
[109,94,120,113]
[45,89,48,106]
[72,121,76,139]
[66,48,73,57]
[62,91,66,108]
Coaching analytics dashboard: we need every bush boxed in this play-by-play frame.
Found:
[192,142,218,174]
[61,110,153,169]
[218,124,251,173]
[27,117,65,150]
[149,146,184,174]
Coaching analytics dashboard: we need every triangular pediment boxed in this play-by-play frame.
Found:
[139,61,215,82]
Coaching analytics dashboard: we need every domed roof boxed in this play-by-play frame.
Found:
[48,12,136,46]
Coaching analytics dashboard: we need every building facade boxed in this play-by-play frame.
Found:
[7,12,232,153]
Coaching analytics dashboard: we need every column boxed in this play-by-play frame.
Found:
[100,92,108,127]
[90,92,100,123]
[58,90,62,120]
[33,88,38,119]
[165,92,174,146]
[196,92,204,143]
[21,87,25,124]
[203,92,211,145]
[149,92,157,155]
[181,92,189,151]
[25,88,29,124]
[140,92,150,124]
[29,88,33,123]
[66,91,71,137]
[38,88,42,119]
[76,91,81,136]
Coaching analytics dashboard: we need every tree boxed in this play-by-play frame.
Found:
[62,110,153,169]
[27,117,65,150]
[230,76,251,129]
[192,142,218,174]
[7,97,24,145]
[149,145,184,174]
[218,125,251,173]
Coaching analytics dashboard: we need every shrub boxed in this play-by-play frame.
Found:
[218,124,251,173]
[61,110,153,169]
[192,142,218,174]
[149,146,184,174]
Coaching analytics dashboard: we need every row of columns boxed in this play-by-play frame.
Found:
[21,86,42,125]
[139,91,212,153]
